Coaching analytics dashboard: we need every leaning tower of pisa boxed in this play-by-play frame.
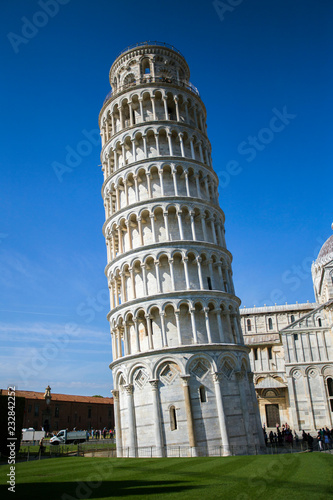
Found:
[99,42,265,457]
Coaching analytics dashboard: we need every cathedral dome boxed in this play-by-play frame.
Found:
[317,226,333,263]
[318,235,333,260]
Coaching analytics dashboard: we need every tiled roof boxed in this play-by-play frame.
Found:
[0,389,113,404]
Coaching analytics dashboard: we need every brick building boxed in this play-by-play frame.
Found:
[1,386,114,433]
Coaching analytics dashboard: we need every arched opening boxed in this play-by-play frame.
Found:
[170,405,177,431]
[199,385,206,403]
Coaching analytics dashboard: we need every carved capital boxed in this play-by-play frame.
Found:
[149,379,159,390]
[180,375,190,386]
[124,384,134,395]
[111,390,119,401]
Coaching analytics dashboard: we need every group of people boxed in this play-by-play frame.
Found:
[89,428,115,440]
[263,422,333,451]
[263,423,297,447]
[316,428,332,451]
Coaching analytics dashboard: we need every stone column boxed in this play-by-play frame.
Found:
[181,375,197,456]
[216,311,224,342]
[146,315,154,350]
[177,210,184,239]
[183,256,190,289]
[155,260,161,293]
[137,216,144,246]
[155,133,160,156]
[126,221,132,250]
[143,135,148,158]
[111,390,122,457]
[151,95,157,120]
[163,96,169,120]
[149,380,164,457]
[201,216,208,240]
[117,327,122,358]
[124,322,130,355]
[196,257,204,290]
[184,170,190,196]
[169,258,176,289]
[139,98,144,122]
[124,384,137,457]
[120,271,126,302]
[208,259,214,288]
[158,169,164,195]
[190,138,195,160]
[119,106,124,129]
[303,374,315,430]
[188,212,196,242]
[213,373,230,456]
[133,175,139,202]
[190,308,198,343]
[163,211,170,241]
[146,172,152,198]
[131,138,137,163]
[160,311,167,347]
[150,214,156,242]
[130,266,136,299]
[204,307,212,343]
[117,225,123,253]
[179,132,185,157]
[129,102,133,126]
[174,96,180,121]
[247,372,266,448]
[235,371,253,449]
[134,318,140,352]
[175,309,182,345]
[172,167,179,195]
[198,141,204,163]
[167,131,173,156]
[287,374,299,431]
[141,263,148,295]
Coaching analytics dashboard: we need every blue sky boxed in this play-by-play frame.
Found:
[1,0,332,397]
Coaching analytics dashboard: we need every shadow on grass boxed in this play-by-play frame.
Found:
[0,479,199,500]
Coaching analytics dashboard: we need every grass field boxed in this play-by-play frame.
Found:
[0,453,332,500]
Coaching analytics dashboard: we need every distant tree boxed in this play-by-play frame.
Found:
[92,395,103,398]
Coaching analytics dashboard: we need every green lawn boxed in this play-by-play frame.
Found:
[0,453,332,500]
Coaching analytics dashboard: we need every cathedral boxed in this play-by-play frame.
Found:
[240,230,333,431]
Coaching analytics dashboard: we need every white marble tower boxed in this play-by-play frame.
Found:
[99,42,265,457]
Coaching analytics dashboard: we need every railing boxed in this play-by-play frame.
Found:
[116,41,184,59]
[103,76,199,105]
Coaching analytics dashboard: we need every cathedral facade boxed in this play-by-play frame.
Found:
[241,232,333,431]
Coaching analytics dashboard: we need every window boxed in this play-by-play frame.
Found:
[34,405,39,417]
[247,319,252,332]
[28,405,32,413]
[327,378,333,397]
[291,315,295,323]
[207,277,212,290]
[170,406,177,431]
[268,318,273,330]
[327,378,333,412]
[293,333,298,341]
[318,318,322,327]
[199,386,206,403]
[55,406,59,418]
[268,347,272,360]
[254,348,258,360]
[88,408,92,418]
